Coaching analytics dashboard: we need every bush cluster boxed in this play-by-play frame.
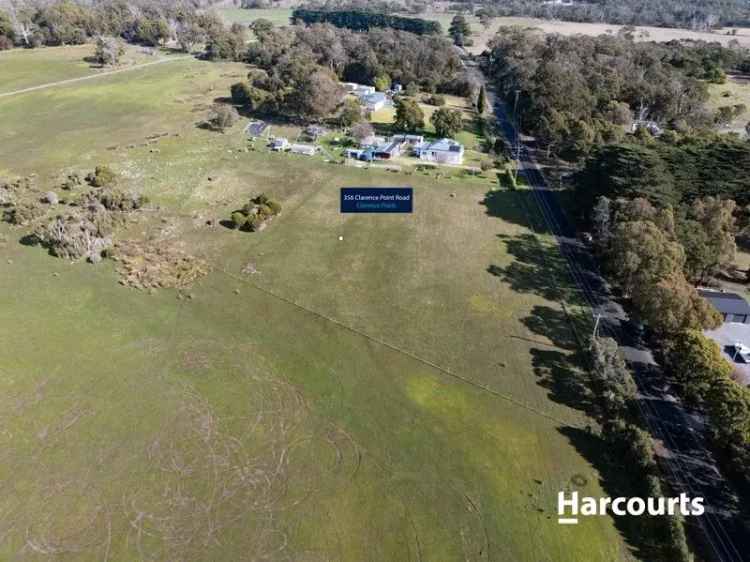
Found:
[230,193,282,232]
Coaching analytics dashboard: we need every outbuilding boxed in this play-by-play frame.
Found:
[289,143,317,156]
[699,289,750,324]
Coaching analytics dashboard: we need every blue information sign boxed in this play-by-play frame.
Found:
[340,187,413,213]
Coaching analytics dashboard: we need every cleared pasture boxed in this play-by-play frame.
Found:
[0,47,636,561]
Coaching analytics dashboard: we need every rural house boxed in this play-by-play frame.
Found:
[361,92,387,112]
[414,138,464,165]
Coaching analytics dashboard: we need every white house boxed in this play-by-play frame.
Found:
[342,82,376,96]
[270,137,289,151]
[361,92,387,111]
[415,138,464,165]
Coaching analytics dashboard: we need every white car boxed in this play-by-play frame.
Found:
[731,342,750,363]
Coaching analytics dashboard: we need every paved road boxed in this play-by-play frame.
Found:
[0,55,192,99]
[491,97,749,561]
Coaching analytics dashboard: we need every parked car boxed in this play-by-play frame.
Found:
[731,342,750,363]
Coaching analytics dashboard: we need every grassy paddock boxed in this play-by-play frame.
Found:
[0,46,635,561]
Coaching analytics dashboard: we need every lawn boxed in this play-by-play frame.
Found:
[0,44,180,95]
[217,7,293,26]
[708,75,750,135]
[0,47,636,561]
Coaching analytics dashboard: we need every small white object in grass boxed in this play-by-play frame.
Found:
[338,236,344,241]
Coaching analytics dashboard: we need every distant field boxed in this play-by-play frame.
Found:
[217,7,750,54]
[0,46,634,561]
[0,44,177,95]
[217,7,293,26]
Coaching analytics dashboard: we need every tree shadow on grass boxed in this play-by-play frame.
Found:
[488,233,575,304]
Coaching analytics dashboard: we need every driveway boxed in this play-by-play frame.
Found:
[705,323,750,385]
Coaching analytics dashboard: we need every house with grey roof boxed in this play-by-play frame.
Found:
[699,289,750,324]
[414,138,464,165]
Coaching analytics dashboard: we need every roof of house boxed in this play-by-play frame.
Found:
[699,290,750,316]
[362,92,387,105]
[374,140,401,154]
[245,121,267,137]
[421,138,464,153]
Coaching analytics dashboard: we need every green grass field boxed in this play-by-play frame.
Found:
[0,46,636,561]
[218,7,294,26]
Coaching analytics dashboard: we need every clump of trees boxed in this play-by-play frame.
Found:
[394,97,424,132]
[94,35,125,66]
[471,0,750,30]
[0,0,225,52]
[448,14,471,46]
[598,197,723,336]
[206,105,239,133]
[484,27,750,160]
[230,194,282,232]
[430,107,463,138]
[291,8,442,35]
[233,23,466,121]
[576,136,750,215]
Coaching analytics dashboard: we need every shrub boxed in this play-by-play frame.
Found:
[427,94,446,106]
[87,165,116,187]
[230,81,252,106]
[480,159,493,172]
[258,204,272,217]
[266,199,282,215]
[231,211,247,229]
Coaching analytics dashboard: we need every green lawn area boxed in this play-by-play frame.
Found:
[0,44,180,95]
[0,46,636,561]
[708,76,750,133]
[217,7,293,26]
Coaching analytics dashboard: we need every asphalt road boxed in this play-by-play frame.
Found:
[492,98,749,562]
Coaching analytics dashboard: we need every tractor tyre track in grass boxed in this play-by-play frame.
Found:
[216,266,583,429]
[0,56,193,98]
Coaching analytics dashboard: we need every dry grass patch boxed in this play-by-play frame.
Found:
[112,238,209,290]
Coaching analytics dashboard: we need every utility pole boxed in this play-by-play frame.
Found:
[592,313,602,341]
[511,89,521,182]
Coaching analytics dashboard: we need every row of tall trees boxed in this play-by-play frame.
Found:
[469,0,750,29]
[666,331,750,489]
[483,26,750,160]
[575,136,750,222]
[0,0,224,51]
[291,8,441,35]
[588,337,692,562]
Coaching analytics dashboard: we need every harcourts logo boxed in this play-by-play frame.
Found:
[557,492,704,525]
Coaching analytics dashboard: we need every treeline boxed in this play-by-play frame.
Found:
[0,0,224,51]
[469,0,750,30]
[232,22,466,119]
[580,172,750,498]
[291,8,442,34]
[588,337,692,562]
[483,26,750,160]
[576,136,750,215]
[666,331,750,492]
